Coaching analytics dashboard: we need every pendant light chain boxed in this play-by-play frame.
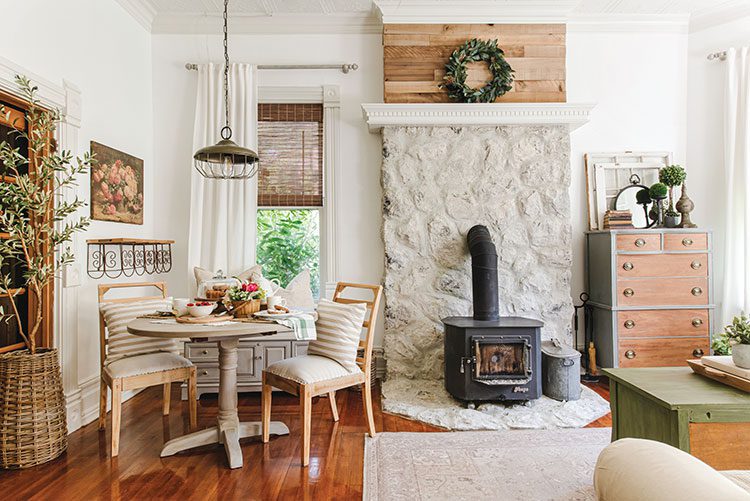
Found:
[221,0,231,140]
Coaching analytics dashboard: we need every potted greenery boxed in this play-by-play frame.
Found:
[723,314,750,369]
[659,165,686,225]
[0,76,90,468]
[648,183,668,226]
[711,330,732,356]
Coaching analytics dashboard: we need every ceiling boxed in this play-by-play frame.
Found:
[117,0,750,33]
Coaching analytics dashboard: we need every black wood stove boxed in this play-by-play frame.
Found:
[442,225,543,404]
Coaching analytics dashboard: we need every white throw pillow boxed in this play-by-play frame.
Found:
[307,298,367,372]
[100,299,178,363]
[273,269,315,310]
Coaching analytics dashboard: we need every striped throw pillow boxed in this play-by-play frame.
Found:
[307,299,367,372]
[100,299,178,363]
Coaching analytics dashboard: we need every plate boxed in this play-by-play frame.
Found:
[253,309,304,320]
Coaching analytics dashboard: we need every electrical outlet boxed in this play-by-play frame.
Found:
[63,265,81,288]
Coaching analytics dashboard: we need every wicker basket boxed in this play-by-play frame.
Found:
[231,299,261,318]
[0,348,68,469]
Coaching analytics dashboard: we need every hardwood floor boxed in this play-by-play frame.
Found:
[0,381,610,500]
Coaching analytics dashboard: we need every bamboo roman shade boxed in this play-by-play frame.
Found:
[257,103,323,207]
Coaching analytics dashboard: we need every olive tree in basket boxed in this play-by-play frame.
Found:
[0,75,90,469]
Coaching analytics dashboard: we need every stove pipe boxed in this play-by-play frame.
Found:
[467,225,500,321]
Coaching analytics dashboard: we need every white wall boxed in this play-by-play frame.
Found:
[0,0,154,429]
[151,33,384,337]
[687,17,750,326]
[567,28,688,334]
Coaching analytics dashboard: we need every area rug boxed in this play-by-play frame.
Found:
[382,378,610,430]
[363,427,611,500]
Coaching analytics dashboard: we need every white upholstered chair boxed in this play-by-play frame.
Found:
[262,282,383,466]
[97,282,197,457]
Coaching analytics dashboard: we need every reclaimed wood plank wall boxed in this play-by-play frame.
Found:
[383,24,566,103]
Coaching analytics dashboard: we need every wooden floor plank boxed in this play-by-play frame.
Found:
[0,381,611,500]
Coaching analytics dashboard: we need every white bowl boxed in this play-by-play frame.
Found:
[187,303,216,317]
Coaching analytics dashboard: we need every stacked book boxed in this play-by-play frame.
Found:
[603,210,634,229]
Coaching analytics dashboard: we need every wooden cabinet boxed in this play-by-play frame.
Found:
[181,333,308,399]
[586,229,714,368]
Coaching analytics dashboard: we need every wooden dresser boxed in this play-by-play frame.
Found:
[586,229,714,368]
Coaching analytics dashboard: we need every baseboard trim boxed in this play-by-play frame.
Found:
[66,374,142,434]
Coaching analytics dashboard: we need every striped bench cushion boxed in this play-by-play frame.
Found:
[307,299,367,372]
[100,299,178,363]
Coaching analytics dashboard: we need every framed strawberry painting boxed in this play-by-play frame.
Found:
[90,141,144,225]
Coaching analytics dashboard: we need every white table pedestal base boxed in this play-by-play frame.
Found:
[159,338,289,469]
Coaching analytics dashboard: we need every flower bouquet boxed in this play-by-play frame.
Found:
[225,281,266,318]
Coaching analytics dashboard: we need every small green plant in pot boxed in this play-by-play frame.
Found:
[723,314,750,369]
[0,76,91,468]
[648,183,668,226]
[659,165,687,215]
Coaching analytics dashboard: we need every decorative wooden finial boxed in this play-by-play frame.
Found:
[676,183,697,228]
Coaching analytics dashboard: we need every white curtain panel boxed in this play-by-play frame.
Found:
[188,63,258,288]
[721,47,750,325]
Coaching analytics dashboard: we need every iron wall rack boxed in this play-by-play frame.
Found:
[86,239,174,279]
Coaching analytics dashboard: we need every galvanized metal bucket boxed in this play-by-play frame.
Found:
[541,339,581,401]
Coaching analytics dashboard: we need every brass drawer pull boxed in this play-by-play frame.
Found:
[691,260,702,270]
[624,320,635,329]
[623,262,634,271]
[693,348,704,358]
[692,318,703,327]
[691,287,703,296]
[634,238,646,248]
[201,350,209,355]
[682,237,694,246]
[201,370,209,376]
[625,350,636,359]
[623,288,635,297]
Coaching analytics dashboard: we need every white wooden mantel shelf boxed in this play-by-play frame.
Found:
[361,103,596,133]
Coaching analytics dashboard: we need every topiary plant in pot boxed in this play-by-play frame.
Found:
[659,165,687,215]
[0,76,90,468]
[648,183,668,227]
[723,314,750,369]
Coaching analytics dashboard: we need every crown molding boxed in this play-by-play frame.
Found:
[114,0,156,32]
[689,0,750,33]
[374,0,578,24]
[567,13,690,34]
[151,12,382,35]
[361,103,596,132]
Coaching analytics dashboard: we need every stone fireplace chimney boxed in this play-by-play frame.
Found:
[363,103,594,380]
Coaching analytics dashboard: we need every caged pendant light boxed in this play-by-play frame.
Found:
[193,0,259,180]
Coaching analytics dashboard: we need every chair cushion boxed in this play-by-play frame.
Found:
[104,352,193,379]
[100,299,178,361]
[265,355,362,384]
[307,298,367,372]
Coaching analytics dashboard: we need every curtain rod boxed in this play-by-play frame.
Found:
[185,63,358,73]
[707,51,727,61]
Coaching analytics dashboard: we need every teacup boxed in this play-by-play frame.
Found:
[173,298,191,317]
[267,295,287,311]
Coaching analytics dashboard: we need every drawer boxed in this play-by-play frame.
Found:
[617,309,710,338]
[617,253,708,278]
[617,277,709,307]
[616,233,660,252]
[664,232,708,251]
[186,343,218,360]
[195,364,219,381]
[618,337,709,367]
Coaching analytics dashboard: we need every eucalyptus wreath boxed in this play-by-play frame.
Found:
[441,38,514,103]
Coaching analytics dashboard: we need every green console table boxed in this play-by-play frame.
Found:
[604,367,750,470]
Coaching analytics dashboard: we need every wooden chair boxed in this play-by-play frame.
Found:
[98,282,197,457]
[261,282,383,466]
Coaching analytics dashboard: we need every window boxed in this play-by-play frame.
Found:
[256,103,323,297]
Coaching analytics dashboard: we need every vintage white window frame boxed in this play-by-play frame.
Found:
[257,85,340,299]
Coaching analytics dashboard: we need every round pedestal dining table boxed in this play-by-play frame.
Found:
[127,317,292,469]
